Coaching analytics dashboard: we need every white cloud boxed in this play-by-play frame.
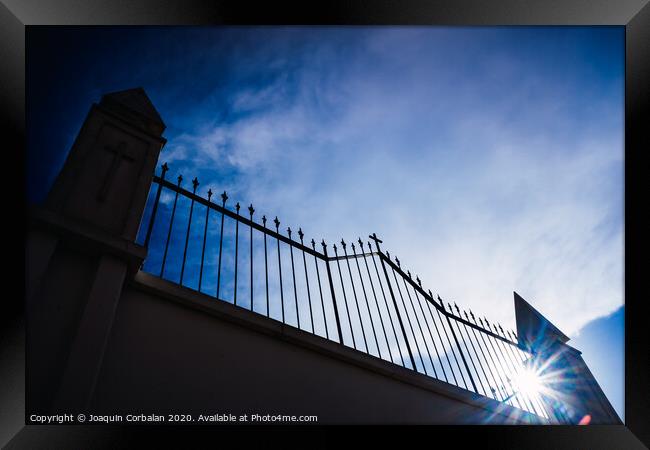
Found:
[159,28,623,339]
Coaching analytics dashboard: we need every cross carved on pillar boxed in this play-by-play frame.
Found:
[97,141,135,201]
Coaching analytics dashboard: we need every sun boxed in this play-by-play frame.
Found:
[513,366,544,399]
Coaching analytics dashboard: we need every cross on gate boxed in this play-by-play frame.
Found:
[368,233,383,250]
[97,141,135,201]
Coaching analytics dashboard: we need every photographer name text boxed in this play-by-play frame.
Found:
[29,413,318,424]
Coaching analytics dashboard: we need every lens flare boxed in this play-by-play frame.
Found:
[513,367,543,398]
[578,414,592,425]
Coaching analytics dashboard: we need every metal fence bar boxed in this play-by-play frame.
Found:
[488,323,527,410]
[215,191,227,300]
[444,308,478,393]
[453,308,487,395]
[475,316,507,401]
[480,317,518,406]
[496,336,534,413]
[454,322,488,396]
[471,314,508,402]
[357,240,390,362]
[299,230,315,333]
[463,311,498,399]
[399,271,437,378]
[160,175,182,278]
[368,243,405,367]
[498,331,532,407]
[248,205,255,311]
[489,324,528,409]
[312,239,329,339]
[506,332,554,420]
[322,242,343,344]
[198,189,212,292]
[333,244,357,350]
[391,265,428,374]
[233,203,240,305]
[179,177,199,286]
[262,216,270,317]
[341,241,369,354]
[451,306,487,396]
[351,243,382,357]
[371,235,417,371]
[494,326,540,415]
[274,217,285,323]
[143,163,168,249]
[411,277,445,379]
[418,292,449,383]
[436,305,466,389]
[411,287,445,380]
[288,228,300,329]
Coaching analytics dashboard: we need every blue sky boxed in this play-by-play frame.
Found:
[27,26,624,420]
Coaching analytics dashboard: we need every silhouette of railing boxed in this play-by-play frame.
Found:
[136,162,569,423]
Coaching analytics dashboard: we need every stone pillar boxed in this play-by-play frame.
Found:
[45,87,166,241]
[27,88,166,414]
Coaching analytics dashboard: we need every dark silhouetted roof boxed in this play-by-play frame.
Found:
[514,291,570,350]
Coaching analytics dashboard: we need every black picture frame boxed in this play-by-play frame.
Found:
[3,1,648,448]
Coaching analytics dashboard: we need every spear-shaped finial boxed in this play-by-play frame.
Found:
[454,303,460,314]
[273,216,280,229]
[367,241,373,251]
[311,238,316,249]
[428,289,434,299]
[447,303,453,313]
[479,318,484,327]
[340,238,346,249]
[407,270,412,279]
[358,238,363,249]
[207,188,213,201]
[333,243,338,253]
[161,162,169,175]
[485,318,491,327]
[351,242,356,252]
[321,239,327,251]
[287,227,292,237]
[192,177,199,191]
[298,228,304,241]
[386,251,390,259]
[437,294,443,303]
[235,202,241,214]
[248,204,255,216]
[262,215,267,227]
[221,191,228,205]
[416,275,422,287]
[463,310,469,320]
[470,310,475,321]
[177,174,183,185]
[395,257,400,267]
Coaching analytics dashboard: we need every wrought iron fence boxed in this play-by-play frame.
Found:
[136,162,568,423]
